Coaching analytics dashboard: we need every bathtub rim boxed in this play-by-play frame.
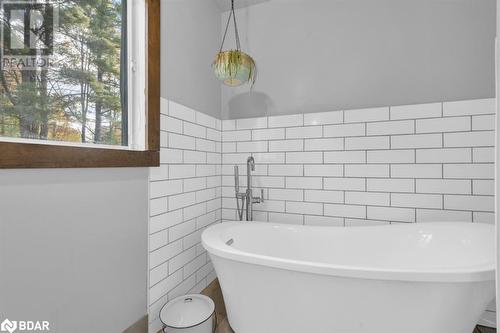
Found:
[201,221,495,283]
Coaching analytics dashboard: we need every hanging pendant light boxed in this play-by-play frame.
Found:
[213,0,256,87]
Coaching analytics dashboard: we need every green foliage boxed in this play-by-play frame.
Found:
[0,0,125,144]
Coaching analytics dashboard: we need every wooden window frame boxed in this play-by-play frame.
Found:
[0,0,160,169]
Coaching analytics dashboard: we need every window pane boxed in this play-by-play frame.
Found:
[0,0,128,146]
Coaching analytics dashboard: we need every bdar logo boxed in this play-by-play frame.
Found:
[0,319,17,333]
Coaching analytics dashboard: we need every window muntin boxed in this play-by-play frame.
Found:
[0,0,145,149]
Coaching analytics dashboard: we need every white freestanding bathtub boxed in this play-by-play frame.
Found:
[202,222,495,333]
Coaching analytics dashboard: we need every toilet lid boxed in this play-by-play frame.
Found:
[159,294,215,328]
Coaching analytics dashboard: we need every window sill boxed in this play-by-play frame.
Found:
[0,141,159,168]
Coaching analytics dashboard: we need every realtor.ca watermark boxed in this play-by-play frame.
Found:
[0,318,50,333]
[0,0,59,70]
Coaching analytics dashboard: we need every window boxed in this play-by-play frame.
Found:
[0,0,159,168]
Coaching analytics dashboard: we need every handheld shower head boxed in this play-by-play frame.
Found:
[247,156,255,171]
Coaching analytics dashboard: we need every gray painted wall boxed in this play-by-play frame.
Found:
[162,0,222,118]
[0,168,148,333]
[221,0,496,119]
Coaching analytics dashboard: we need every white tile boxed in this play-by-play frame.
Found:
[415,117,470,133]
[473,212,495,224]
[222,142,236,153]
[473,180,495,195]
[443,164,494,179]
[367,206,415,223]
[150,197,168,216]
[196,188,217,203]
[254,200,286,213]
[169,101,196,122]
[222,153,249,164]
[268,164,303,176]
[344,107,389,123]
[304,190,344,204]
[160,148,183,164]
[345,191,390,206]
[149,261,168,286]
[416,179,471,195]
[391,193,442,209]
[391,133,442,149]
[391,164,442,178]
[324,123,365,137]
[268,188,303,201]
[324,204,366,219]
[253,152,285,164]
[473,147,495,162]
[169,219,196,242]
[183,253,207,278]
[236,117,267,130]
[196,112,217,129]
[237,141,268,153]
[304,165,343,177]
[443,99,495,116]
[222,130,252,142]
[286,177,323,189]
[268,114,303,128]
[162,115,183,133]
[206,128,221,142]
[472,115,495,131]
[324,178,366,191]
[269,140,303,152]
[169,248,196,273]
[150,179,183,198]
[416,148,471,163]
[252,128,285,140]
[183,202,207,221]
[286,126,323,139]
[222,119,236,131]
[444,195,494,212]
[254,176,285,188]
[416,209,472,223]
[149,268,183,304]
[345,164,389,178]
[149,240,183,268]
[444,131,495,147]
[168,133,196,150]
[169,165,196,179]
[345,136,389,150]
[304,111,343,125]
[183,122,206,138]
[196,138,216,152]
[367,150,414,163]
[286,201,323,215]
[304,215,344,226]
[206,152,221,164]
[304,138,343,151]
[184,178,206,192]
[168,192,196,211]
[196,165,216,177]
[345,219,390,226]
[184,151,206,164]
[324,151,365,164]
[366,120,414,135]
[367,179,414,193]
[160,131,168,147]
[150,210,183,234]
[390,103,441,120]
[286,152,323,164]
[268,212,303,225]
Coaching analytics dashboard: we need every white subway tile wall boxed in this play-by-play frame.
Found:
[221,99,495,226]
[150,98,496,332]
[148,100,221,332]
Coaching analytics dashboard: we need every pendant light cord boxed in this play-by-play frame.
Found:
[219,0,241,53]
